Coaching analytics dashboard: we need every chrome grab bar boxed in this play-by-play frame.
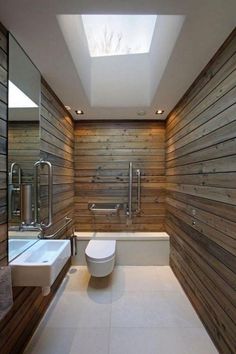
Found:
[136,169,141,215]
[34,159,53,229]
[38,216,72,239]
[8,162,22,219]
[89,203,121,213]
[9,162,22,187]
[127,161,133,219]
[126,162,142,219]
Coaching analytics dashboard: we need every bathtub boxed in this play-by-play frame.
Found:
[73,232,169,266]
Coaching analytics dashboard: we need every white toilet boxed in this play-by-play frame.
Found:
[85,240,116,277]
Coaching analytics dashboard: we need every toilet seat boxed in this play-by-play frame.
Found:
[85,240,116,262]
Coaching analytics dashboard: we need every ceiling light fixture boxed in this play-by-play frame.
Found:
[75,109,84,115]
[137,110,146,116]
[155,109,164,114]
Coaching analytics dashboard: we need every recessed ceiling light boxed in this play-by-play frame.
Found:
[65,105,71,111]
[75,109,84,115]
[156,109,164,114]
[137,110,146,116]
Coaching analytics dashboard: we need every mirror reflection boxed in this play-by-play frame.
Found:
[8,34,41,261]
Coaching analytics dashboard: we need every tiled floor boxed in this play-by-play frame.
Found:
[24,266,218,354]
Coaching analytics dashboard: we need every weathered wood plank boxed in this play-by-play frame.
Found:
[166,28,236,354]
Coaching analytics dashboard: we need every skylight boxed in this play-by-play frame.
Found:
[8,81,38,108]
[81,15,157,57]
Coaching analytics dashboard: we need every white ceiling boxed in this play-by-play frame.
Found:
[58,14,184,108]
[0,0,235,120]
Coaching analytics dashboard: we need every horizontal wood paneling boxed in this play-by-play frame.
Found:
[40,79,74,237]
[166,28,236,354]
[8,121,40,226]
[74,121,166,231]
[0,31,74,352]
[0,24,7,266]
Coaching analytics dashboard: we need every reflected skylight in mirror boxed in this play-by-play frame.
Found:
[81,15,157,57]
[8,81,38,108]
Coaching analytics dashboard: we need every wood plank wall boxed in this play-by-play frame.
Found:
[8,121,40,226]
[74,121,166,231]
[8,121,40,183]
[0,26,74,352]
[165,29,236,354]
[0,24,8,266]
[40,79,74,237]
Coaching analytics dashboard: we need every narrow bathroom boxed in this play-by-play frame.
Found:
[0,2,235,354]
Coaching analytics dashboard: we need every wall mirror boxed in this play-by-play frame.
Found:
[8,34,41,261]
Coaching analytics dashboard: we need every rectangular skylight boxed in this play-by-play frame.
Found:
[8,81,38,108]
[81,15,157,57]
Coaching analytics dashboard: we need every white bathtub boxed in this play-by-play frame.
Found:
[74,232,169,266]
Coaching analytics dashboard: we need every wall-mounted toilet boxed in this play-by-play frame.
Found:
[85,240,116,277]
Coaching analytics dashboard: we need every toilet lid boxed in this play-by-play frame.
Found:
[85,240,116,261]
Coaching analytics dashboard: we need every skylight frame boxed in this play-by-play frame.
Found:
[81,14,157,58]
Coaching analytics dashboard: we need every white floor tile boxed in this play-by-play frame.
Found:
[63,266,112,293]
[109,327,218,354]
[111,291,202,328]
[111,266,162,295]
[24,266,217,354]
[24,327,76,354]
[43,291,111,328]
[70,328,110,354]
[155,266,184,292]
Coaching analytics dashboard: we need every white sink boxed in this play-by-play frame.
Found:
[10,240,71,295]
[9,239,38,262]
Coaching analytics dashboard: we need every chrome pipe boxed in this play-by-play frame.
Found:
[127,162,133,219]
[34,160,53,229]
[136,169,141,215]
[21,184,32,225]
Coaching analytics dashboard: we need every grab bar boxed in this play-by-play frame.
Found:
[34,160,53,229]
[38,216,72,239]
[127,161,133,219]
[136,169,141,215]
[88,203,121,213]
[9,162,22,187]
[8,162,22,219]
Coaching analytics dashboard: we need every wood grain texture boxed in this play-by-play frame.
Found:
[8,121,40,226]
[0,26,74,353]
[166,28,236,354]
[0,24,7,266]
[40,79,74,237]
[74,121,166,231]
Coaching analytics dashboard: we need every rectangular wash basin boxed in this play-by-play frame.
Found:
[10,240,71,292]
[9,239,38,262]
